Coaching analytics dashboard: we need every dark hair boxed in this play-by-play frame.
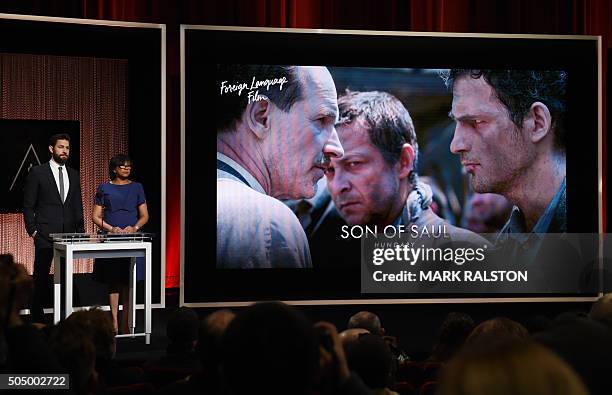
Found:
[222,302,319,395]
[49,320,96,395]
[0,254,15,266]
[108,154,132,180]
[0,254,32,330]
[66,308,115,362]
[49,133,71,147]
[442,69,567,150]
[430,312,475,362]
[337,90,419,185]
[348,311,383,335]
[1,255,18,330]
[167,307,199,347]
[198,309,235,369]
[216,65,303,133]
[345,333,394,389]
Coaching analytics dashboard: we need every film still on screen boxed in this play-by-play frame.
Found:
[215,64,599,294]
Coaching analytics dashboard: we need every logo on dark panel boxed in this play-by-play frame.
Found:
[9,143,42,191]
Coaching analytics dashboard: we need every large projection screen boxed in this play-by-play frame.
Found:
[181,26,602,307]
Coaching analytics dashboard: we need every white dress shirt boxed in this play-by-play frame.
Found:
[49,159,69,203]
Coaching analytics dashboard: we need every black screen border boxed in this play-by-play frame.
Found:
[181,25,602,307]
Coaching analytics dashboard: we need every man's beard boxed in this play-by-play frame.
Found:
[53,152,68,165]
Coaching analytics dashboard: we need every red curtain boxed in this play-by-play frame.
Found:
[1,0,609,287]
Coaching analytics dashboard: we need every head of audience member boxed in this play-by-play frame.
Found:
[197,309,235,371]
[430,312,475,362]
[466,317,529,346]
[535,313,612,395]
[49,319,97,395]
[0,254,33,329]
[48,133,71,165]
[167,307,200,353]
[216,65,343,200]
[589,293,612,330]
[221,302,319,395]
[339,328,370,349]
[463,192,512,234]
[347,311,384,336]
[444,70,566,203]
[326,90,418,227]
[66,308,116,364]
[437,339,587,395]
[344,333,394,391]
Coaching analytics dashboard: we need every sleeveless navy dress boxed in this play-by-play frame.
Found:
[92,181,146,284]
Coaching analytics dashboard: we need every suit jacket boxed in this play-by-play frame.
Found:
[307,198,361,270]
[23,162,85,248]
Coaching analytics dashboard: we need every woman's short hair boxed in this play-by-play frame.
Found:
[108,154,132,180]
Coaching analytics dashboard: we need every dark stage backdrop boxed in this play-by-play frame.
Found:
[0,119,80,213]
[1,0,607,288]
[0,53,128,274]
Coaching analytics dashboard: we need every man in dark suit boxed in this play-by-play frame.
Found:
[23,133,84,323]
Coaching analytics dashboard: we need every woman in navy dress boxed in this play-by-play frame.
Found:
[92,154,149,334]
